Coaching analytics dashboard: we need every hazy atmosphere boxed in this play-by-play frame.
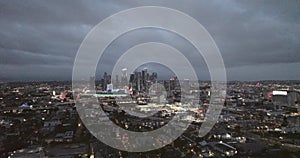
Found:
[0,0,299,81]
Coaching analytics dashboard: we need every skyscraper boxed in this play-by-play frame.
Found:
[121,68,128,89]
[101,72,111,91]
[142,68,148,92]
[115,75,119,89]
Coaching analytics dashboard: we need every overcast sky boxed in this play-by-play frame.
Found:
[0,0,299,82]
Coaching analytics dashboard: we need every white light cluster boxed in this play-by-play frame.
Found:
[273,91,287,96]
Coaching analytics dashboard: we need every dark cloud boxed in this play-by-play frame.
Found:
[0,0,299,81]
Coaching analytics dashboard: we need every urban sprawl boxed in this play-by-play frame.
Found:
[1,69,300,157]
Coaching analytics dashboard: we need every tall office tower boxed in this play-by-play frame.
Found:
[169,76,176,89]
[169,76,180,100]
[129,73,135,89]
[102,72,111,91]
[103,72,108,90]
[142,68,148,81]
[130,71,140,92]
[142,68,148,92]
[107,74,112,84]
[137,71,142,92]
[183,79,190,93]
[115,75,119,89]
[121,68,128,89]
[150,72,158,82]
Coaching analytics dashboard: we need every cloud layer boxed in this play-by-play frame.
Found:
[0,0,299,81]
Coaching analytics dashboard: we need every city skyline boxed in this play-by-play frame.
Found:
[1,1,300,156]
